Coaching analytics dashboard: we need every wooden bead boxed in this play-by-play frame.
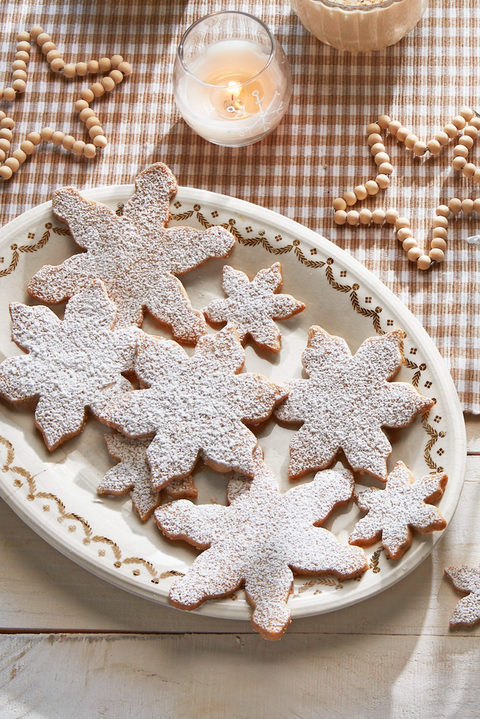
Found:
[464,125,478,139]
[367,133,383,146]
[448,198,462,213]
[117,61,132,76]
[0,111,6,120]
[12,149,27,164]
[3,88,16,101]
[50,58,65,72]
[84,143,96,159]
[452,156,467,171]
[433,215,449,228]
[343,191,357,206]
[63,64,77,78]
[0,148,8,162]
[402,238,418,252]
[433,227,448,239]
[74,99,89,113]
[378,162,394,175]
[111,54,124,69]
[93,135,107,148]
[436,205,450,217]
[377,114,391,129]
[0,129,13,141]
[413,141,427,156]
[435,131,450,146]
[333,198,347,211]
[396,127,409,142]
[375,174,390,189]
[101,76,115,92]
[370,142,386,156]
[62,135,76,150]
[359,209,372,224]
[397,227,413,241]
[5,157,20,172]
[12,60,27,71]
[41,127,54,141]
[470,117,480,130]
[385,209,398,224]
[0,165,13,180]
[474,199,480,213]
[452,115,467,130]
[17,32,31,42]
[444,123,458,138]
[404,134,419,149]
[374,151,390,166]
[99,57,112,72]
[334,210,347,225]
[459,135,474,149]
[431,238,447,251]
[46,49,61,63]
[353,185,368,201]
[51,131,65,145]
[371,209,386,224]
[346,211,360,225]
[12,69,27,81]
[80,108,95,122]
[20,140,35,155]
[462,199,474,213]
[89,126,104,139]
[427,139,442,154]
[463,164,477,178]
[27,132,42,145]
[388,120,401,136]
[1,117,15,129]
[29,26,44,40]
[407,247,423,262]
[76,62,88,76]
[15,51,30,63]
[36,33,51,46]
[395,216,410,229]
[453,144,469,158]
[417,255,432,270]
[109,69,123,84]
[87,60,99,74]
[365,180,379,195]
[460,107,475,121]
[72,140,86,156]
[81,88,95,102]
[90,82,105,97]
[17,41,31,53]
[474,170,480,184]
[429,248,445,263]
[0,139,11,152]
[12,79,26,93]
[42,41,56,55]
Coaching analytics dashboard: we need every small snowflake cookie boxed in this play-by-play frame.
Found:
[98,434,198,522]
[275,326,434,480]
[349,461,448,559]
[0,280,139,450]
[203,263,305,352]
[99,323,287,489]
[445,566,480,628]
[27,162,236,343]
[155,447,367,640]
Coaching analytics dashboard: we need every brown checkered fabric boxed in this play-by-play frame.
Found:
[0,0,479,410]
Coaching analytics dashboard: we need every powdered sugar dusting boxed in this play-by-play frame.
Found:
[275,327,434,480]
[155,447,367,640]
[445,566,480,627]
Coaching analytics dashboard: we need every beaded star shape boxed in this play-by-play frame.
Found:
[27,163,236,341]
[349,461,448,560]
[274,327,434,480]
[203,262,305,352]
[445,565,480,628]
[155,448,367,641]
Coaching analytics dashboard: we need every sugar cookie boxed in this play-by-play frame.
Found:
[445,565,480,628]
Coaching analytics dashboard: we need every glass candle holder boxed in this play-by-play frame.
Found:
[291,0,428,53]
[173,11,292,147]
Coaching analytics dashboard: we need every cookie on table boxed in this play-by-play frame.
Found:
[27,162,236,344]
[349,461,448,560]
[203,262,305,352]
[98,323,287,490]
[155,447,367,641]
[275,326,434,480]
[0,280,139,451]
[445,566,480,628]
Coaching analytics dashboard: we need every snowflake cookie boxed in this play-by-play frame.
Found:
[99,323,287,489]
[98,435,198,522]
[27,163,236,343]
[349,461,448,559]
[203,263,305,352]
[275,327,434,480]
[0,281,139,450]
[445,566,480,628]
[155,447,368,640]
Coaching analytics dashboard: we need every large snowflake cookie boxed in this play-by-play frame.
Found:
[155,447,367,640]
[445,565,480,628]
[275,327,434,480]
[27,163,236,343]
[98,435,198,522]
[349,461,448,559]
[0,281,139,450]
[99,323,287,489]
[203,262,305,352]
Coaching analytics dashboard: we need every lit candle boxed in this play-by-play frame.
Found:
[173,12,292,147]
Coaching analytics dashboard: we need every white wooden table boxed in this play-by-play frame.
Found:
[0,417,477,718]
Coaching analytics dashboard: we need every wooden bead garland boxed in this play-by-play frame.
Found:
[0,26,132,179]
[334,108,480,270]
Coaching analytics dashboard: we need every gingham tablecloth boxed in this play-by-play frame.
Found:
[0,0,479,411]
